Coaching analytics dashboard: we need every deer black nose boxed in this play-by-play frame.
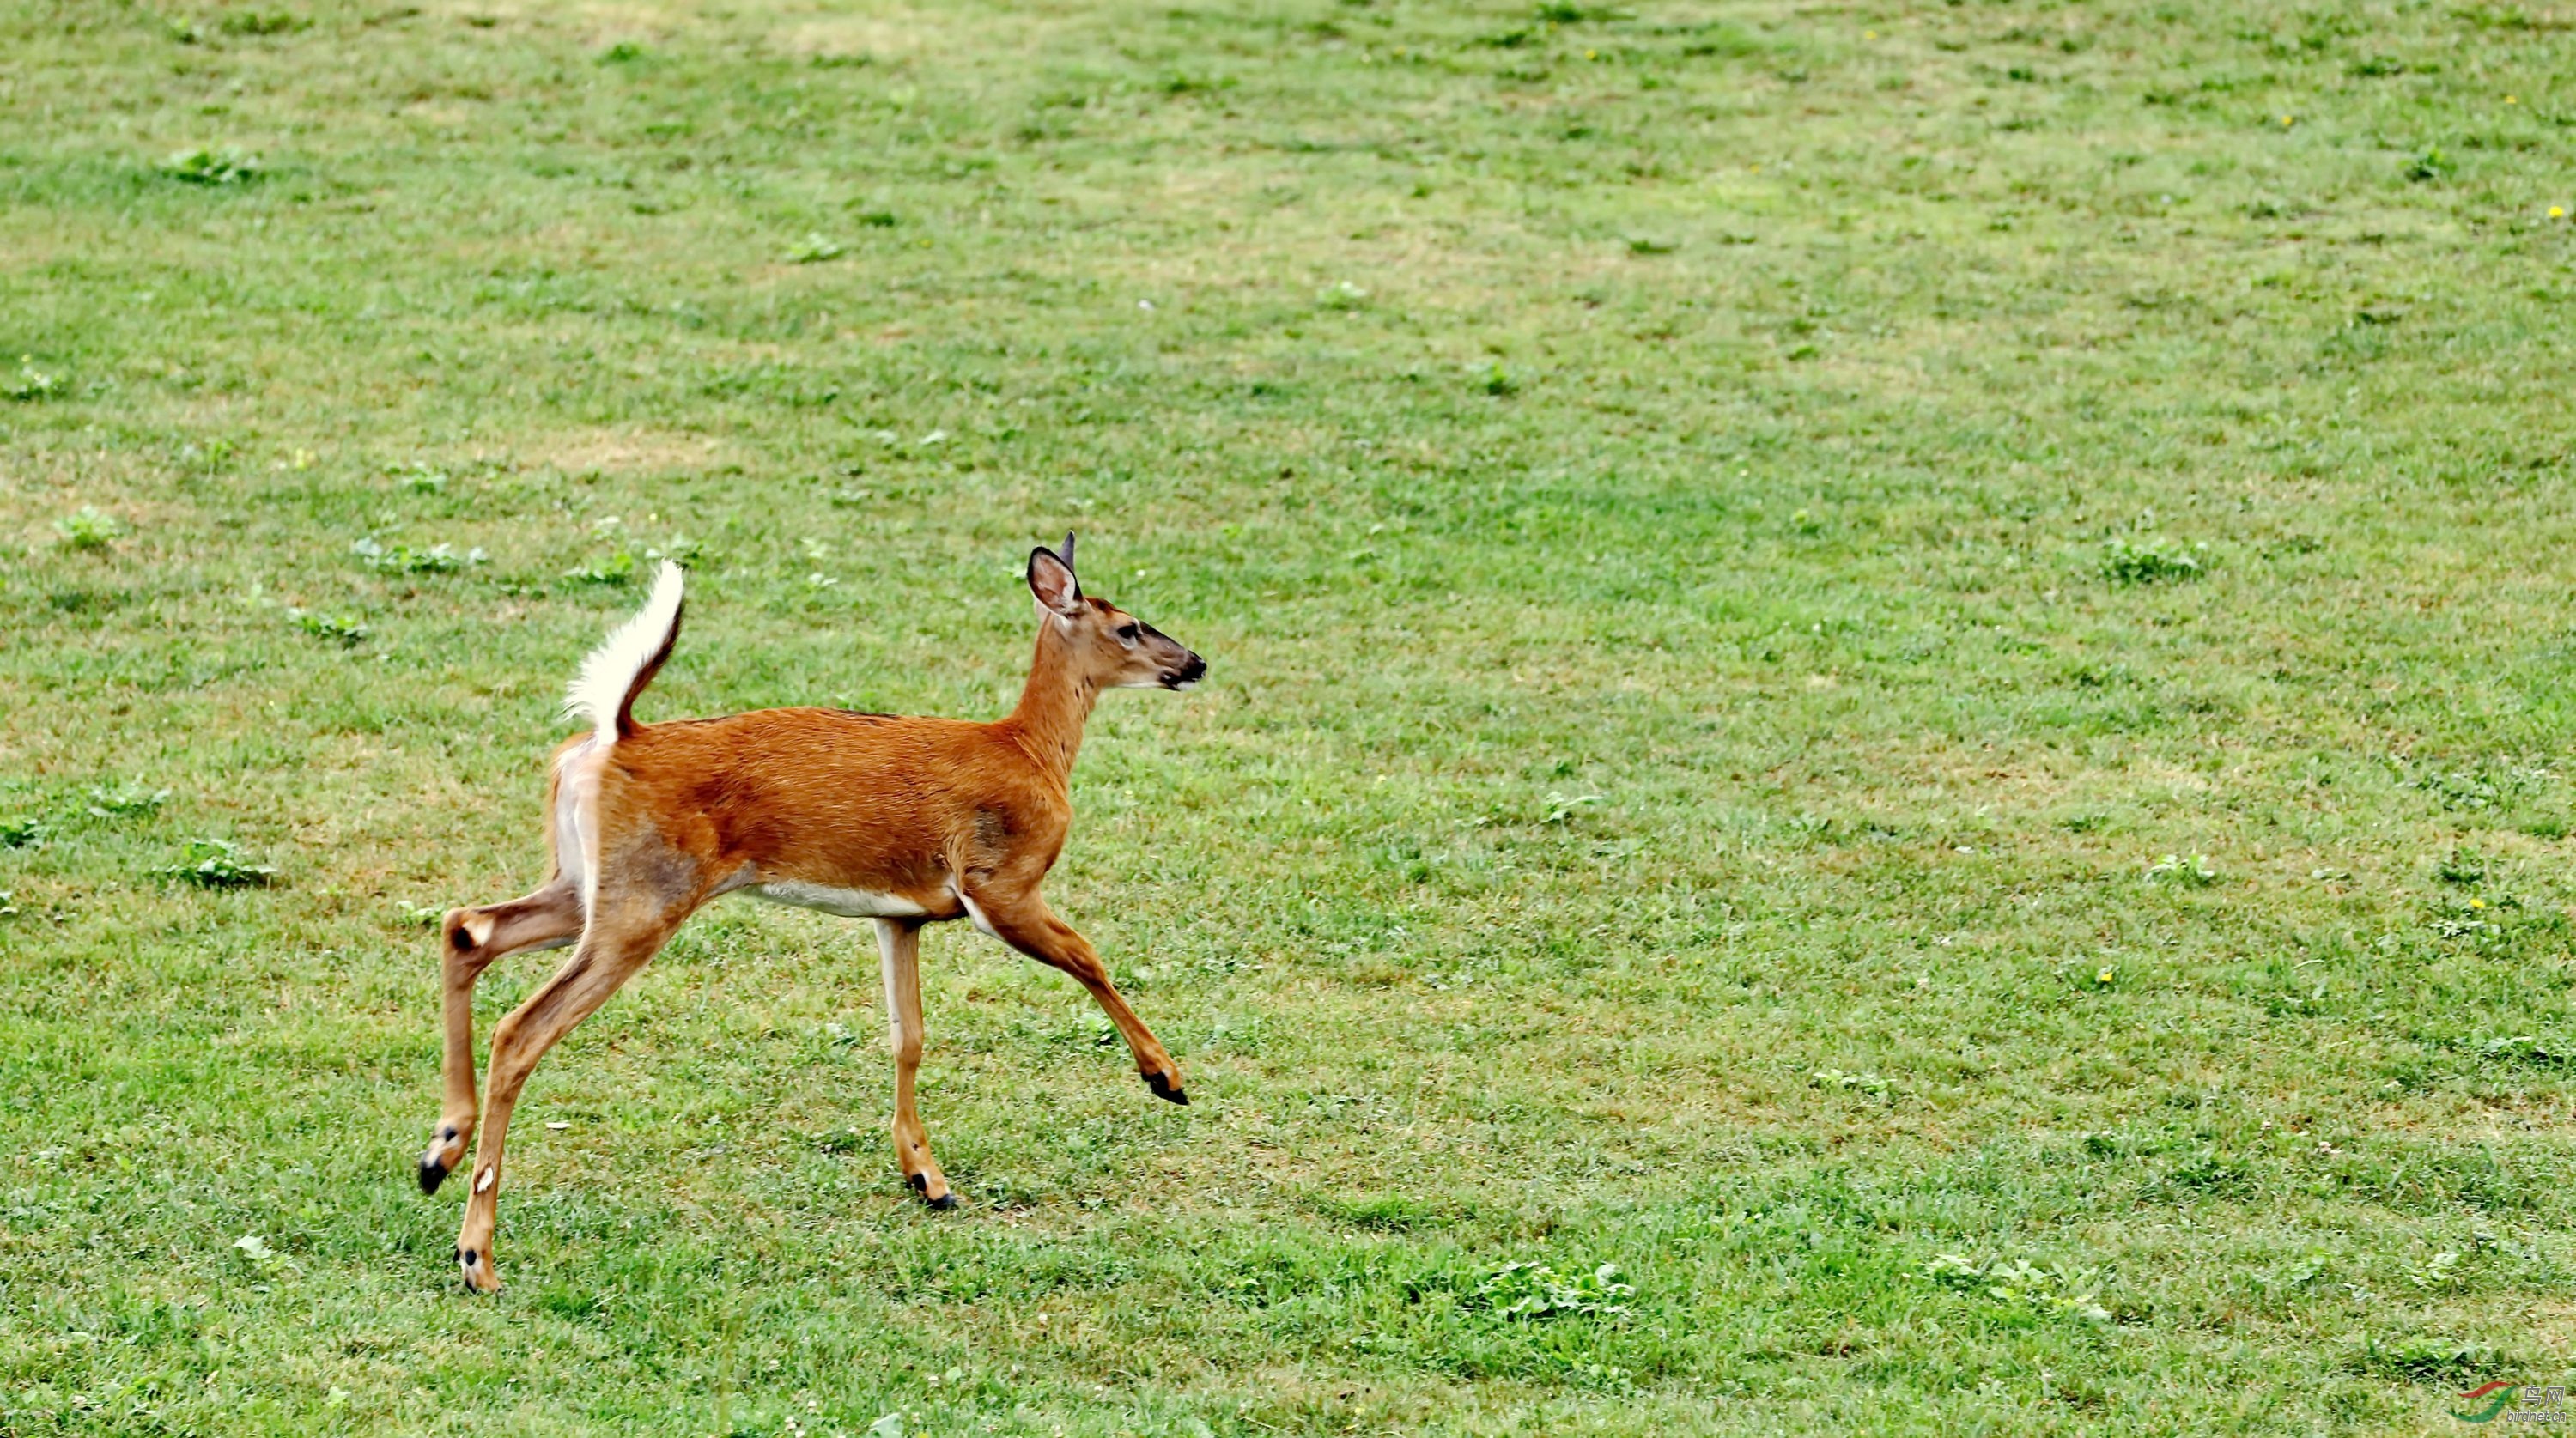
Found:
[1170,653,1206,688]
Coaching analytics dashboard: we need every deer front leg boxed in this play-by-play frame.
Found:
[966,887,1186,1106]
[875,919,955,1208]
[453,906,673,1293]
[424,883,583,1193]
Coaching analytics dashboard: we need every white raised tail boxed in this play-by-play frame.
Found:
[561,560,684,741]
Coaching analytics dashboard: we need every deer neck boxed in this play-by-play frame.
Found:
[1005,619,1098,786]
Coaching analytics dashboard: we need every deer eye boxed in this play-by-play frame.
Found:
[1115,622,1140,642]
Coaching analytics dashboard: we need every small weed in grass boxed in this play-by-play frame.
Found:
[160,838,276,889]
[2104,537,2203,583]
[2164,1150,2251,1195]
[2409,761,2551,811]
[393,464,449,493]
[1811,1066,1894,1099]
[813,1125,868,1155]
[289,610,368,646]
[2429,896,2501,940]
[821,1022,869,1051]
[0,817,46,849]
[2255,1250,2335,1297]
[351,536,484,573]
[1469,1259,1635,1320]
[1313,1195,1461,1230]
[565,550,638,585]
[0,891,15,918]
[158,146,262,185]
[1482,363,1519,397]
[2436,846,2486,884]
[1922,1253,2112,1322]
[2148,852,2217,884]
[52,507,125,551]
[1541,791,1601,824]
[2344,1334,2494,1384]
[5,355,61,401]
[2477,1035,2570,1068]
[2403,1250,2464,1291]
[788,233,846,264]
[217,10,307,35]
[84,784,170,820]
[2406,148,2456,182]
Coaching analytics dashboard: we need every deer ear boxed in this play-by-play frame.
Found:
[1028,545,1083,617]
[1059,531,1076,574]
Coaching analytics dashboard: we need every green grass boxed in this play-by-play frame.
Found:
[5,0,2575,1431]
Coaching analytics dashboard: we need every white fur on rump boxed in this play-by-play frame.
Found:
[562,560,685,739]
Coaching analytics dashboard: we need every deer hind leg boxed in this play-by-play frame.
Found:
[875,918,955,1208]
[964,884,1186,1106]
[423,883,584,1193]
[453,859,696,1294]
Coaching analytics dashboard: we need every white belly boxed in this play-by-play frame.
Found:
[744,880,930,919]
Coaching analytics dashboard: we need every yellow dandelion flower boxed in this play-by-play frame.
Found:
[2506,95,2518,104]
[2281,115,2295,126]
[2553,205,2567,219]
[1865,29,1879,39]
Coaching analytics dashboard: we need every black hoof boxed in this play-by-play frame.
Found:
[927,1192,959,1210]
[1144,1071,1188,1105]
[420,1158,449,1194]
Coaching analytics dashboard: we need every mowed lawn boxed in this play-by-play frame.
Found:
[6,0,2576,1431]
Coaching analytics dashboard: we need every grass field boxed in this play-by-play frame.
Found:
[6,0,2576,1430]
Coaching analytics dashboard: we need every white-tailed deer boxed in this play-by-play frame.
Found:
[422,535,1203,1292]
